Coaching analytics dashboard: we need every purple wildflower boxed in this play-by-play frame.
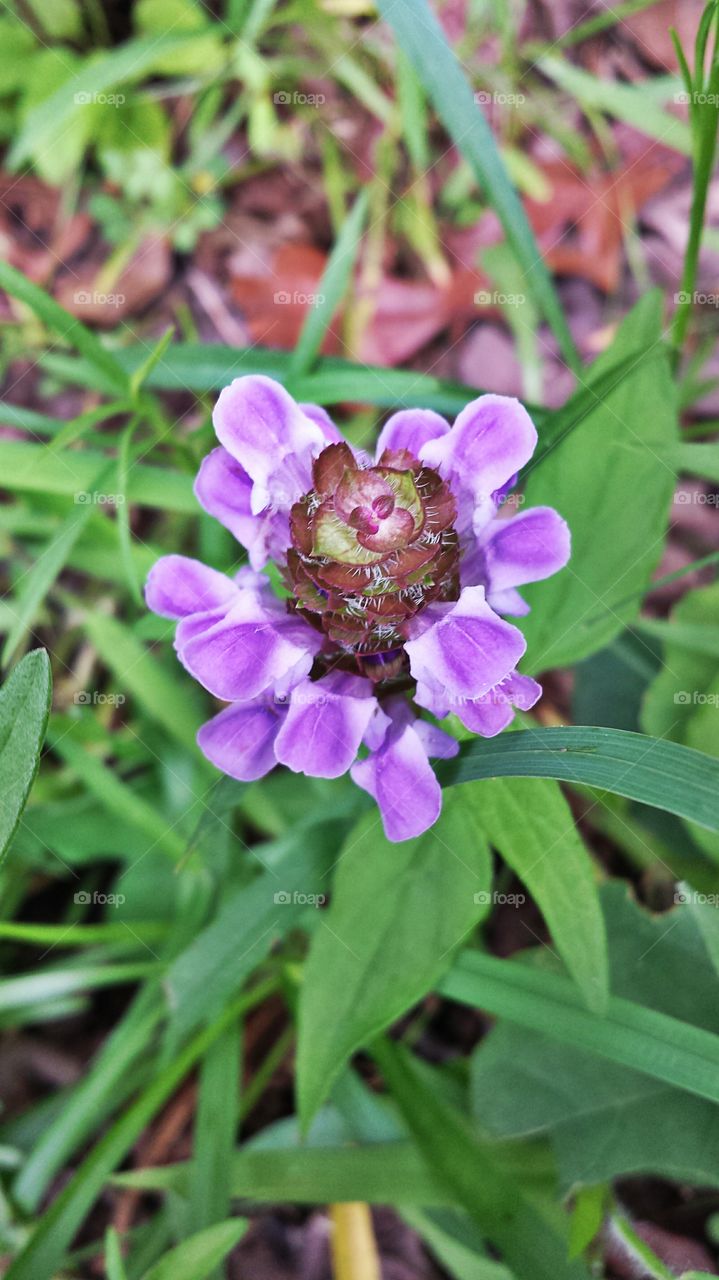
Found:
[146,375,570,842]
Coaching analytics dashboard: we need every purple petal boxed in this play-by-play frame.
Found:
[453,670,542,737]
[178,592,319,701]
[145,555,237,619]
[375,408,450,461]
[274,673,376,779]
[195,447,292,570]
[412,719,460,760]
[213,375,326,514]
[420,395,537,509]
[197,701,284,781]
[405,586,527,703]
[481,587,531,617]
[300,402,344,443]
[480,507,571,594]
[351,721,443,843]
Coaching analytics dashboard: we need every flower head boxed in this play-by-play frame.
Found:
[146,376,570,842]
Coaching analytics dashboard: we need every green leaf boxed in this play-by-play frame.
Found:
[519,292,677,670]
[297,790,492,1129]
[470,776,607,1012]
[437,727,719,833]
[440,948,719,1108]
[469,903,719,1187]
[376,0,580,373]
[188,1023,241,1244]
[48,724,186,861]
[3,982,269,1280]
[140,1220,247,1280]
[290,190,369,377]
[0,649,51,865]
[164,819,345,1053]
[0,261,127,394]
[2,462,115,665]
[641,581,719,859]
[537,57,691,153]
[105,1228,129,1280]
[9,34,206,171]
[82,612,204,750]
[112,342,512,417]
[119,1139,453,1203]
[373,1039,590,1280]
[0,439,196,514]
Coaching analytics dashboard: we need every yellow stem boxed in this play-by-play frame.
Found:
[329,1202,382,1280]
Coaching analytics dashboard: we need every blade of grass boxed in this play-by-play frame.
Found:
[290,190,369,377]
[0,261,127,394]
[4,979,274,1280]
[0,649,51,865]
[188,1022,241,1257]
[440,950,719,1107]
[376,0,580,373]
[0,440,196,514]
[436,727,719,833]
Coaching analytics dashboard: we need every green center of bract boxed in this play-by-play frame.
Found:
[285,442,460,681]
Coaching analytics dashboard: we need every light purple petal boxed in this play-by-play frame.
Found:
[479,506,571,593]
[453,670,542,737]
[454,696,515,737]
[351,721,443,842]
[412,719,460,760]
[145,555,237,619]
[405,585,527,703]
[178,591,319,702]
[504,671,543,710]
[274,673,376,779]
[195,448,292,571]
[375,408,450,461]
[213,375,326,515]
[420,395,537,508]
[300,402,344,444]
[197,701,284,781]
[484,587,531,617]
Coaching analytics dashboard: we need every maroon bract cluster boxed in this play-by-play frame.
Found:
[286,442,459,680]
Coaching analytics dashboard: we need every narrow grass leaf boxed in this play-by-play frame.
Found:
[373,1039,590,1280]
[437,727,719,833]
[376,0,580,372]
[440,950,719,1107]
[0,261,127,393]
[139,1220,247,1280]
[290,190,369,376]
[0,649,51,864]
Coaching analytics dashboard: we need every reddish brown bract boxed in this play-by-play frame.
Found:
[285,444,460,681]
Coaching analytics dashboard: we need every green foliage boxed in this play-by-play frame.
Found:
[0,2,717,1275]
